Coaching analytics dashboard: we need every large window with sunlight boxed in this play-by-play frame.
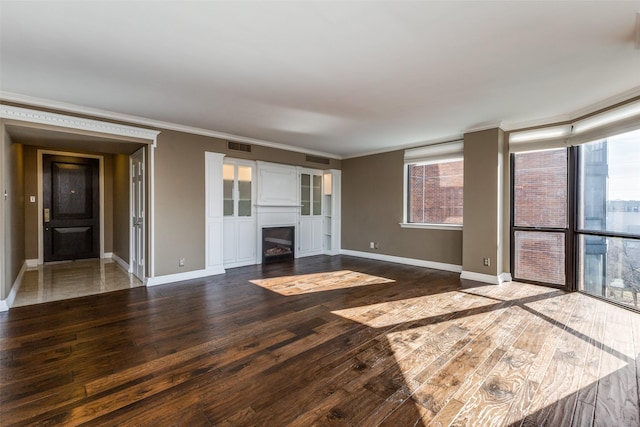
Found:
[511,123,640,308]
[577,129,640,307]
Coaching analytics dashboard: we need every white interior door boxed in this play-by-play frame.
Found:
[131,147,145,281]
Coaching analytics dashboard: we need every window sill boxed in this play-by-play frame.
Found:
[399,222,463,231]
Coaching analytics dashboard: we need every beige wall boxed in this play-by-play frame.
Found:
[113,154,130,261]
[2,125,25,299]
[341,150,462,265]
[23,145,38,259]
[153,129,341,276]
[462,128,505,276]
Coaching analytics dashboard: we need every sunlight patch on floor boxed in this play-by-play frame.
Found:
[331,290,497,329]
[250,270,394,295]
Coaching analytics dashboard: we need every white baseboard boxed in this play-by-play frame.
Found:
[460,270,512,285]
[499,272,513,283]
[340,249,462,273]
[103,252,113,259]
[0,300,8,312]
[145,267,225,287]
[25,259,39,269]
[3,261,28,310]
[111,253,130,272]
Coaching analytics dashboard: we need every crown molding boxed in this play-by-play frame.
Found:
[0,91,342,160]
[0,103,161,145]
[502,85,640,132]
[463,121,504,134]
[342,134,464,160]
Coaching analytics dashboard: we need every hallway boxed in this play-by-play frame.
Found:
[12,259,143,307]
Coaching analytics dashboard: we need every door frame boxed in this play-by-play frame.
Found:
[37,149,105,264]
[130,147,145,280]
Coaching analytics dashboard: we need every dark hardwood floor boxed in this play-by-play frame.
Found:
[1,255,639,426]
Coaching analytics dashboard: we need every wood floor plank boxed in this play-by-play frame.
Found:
[593,304,639,427]
[2,255,640,425]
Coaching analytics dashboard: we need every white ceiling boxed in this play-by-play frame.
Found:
[1,1,640,158]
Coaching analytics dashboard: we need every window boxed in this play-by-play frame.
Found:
[510,110,640,309]
[576,130,640,307]
[512,149,568,286]
[402,141,463,228]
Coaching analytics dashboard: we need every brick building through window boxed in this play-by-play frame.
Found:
[513,149,568,285]
[407,160,463,225]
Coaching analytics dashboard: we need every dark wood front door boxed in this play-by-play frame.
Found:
[43,155,100,262]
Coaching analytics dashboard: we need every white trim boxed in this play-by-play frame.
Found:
[341,249,462,273]
[145,267,225,287]
[0,125,4,305]
[465,121,504,134]
[37,150,105,263]
[0,103,160,145]
[4,261,28,309]
[499,272,513,283]
[460,270,504,285]
[149,145,155,279]
[25,259,38,268]
[502,86,640,132]
[404,140,464,163]
[343,134,463,160]
[103,252,113,259]
[399,222,463,231]
[111,253,130,272]
[0,92,338,159]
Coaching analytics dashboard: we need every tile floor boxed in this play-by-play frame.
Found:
[13,258,144,307]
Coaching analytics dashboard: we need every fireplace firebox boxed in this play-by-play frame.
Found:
[262,226,295,264]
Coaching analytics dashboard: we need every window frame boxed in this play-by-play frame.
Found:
[401,141,464,230]
[510,124,640,305]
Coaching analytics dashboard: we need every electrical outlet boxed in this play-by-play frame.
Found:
[370,242,375,249]
[179,258,185,267]
[483,258,490,267]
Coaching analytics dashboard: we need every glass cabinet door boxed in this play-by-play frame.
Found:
[313,175,322,215]
[301,173,311,216]
[237,165,252,217]
[223,164,235,217]
[224,162,253,218]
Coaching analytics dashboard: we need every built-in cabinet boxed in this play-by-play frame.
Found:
[223,159,257,268]
[298,167,324,257]
[323,170,341,255]
[206,155,341,273]
[205,152,225,274]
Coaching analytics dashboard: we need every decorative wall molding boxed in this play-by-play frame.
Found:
[499,272,513,283]
[0,104,160,145]
[111,253,131,273]
[146,267,224,287]
[0,91,339,159]
[3,261,28,310]
[502,86,640,132]
[460,270,511,285]
[341,249,462,273]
